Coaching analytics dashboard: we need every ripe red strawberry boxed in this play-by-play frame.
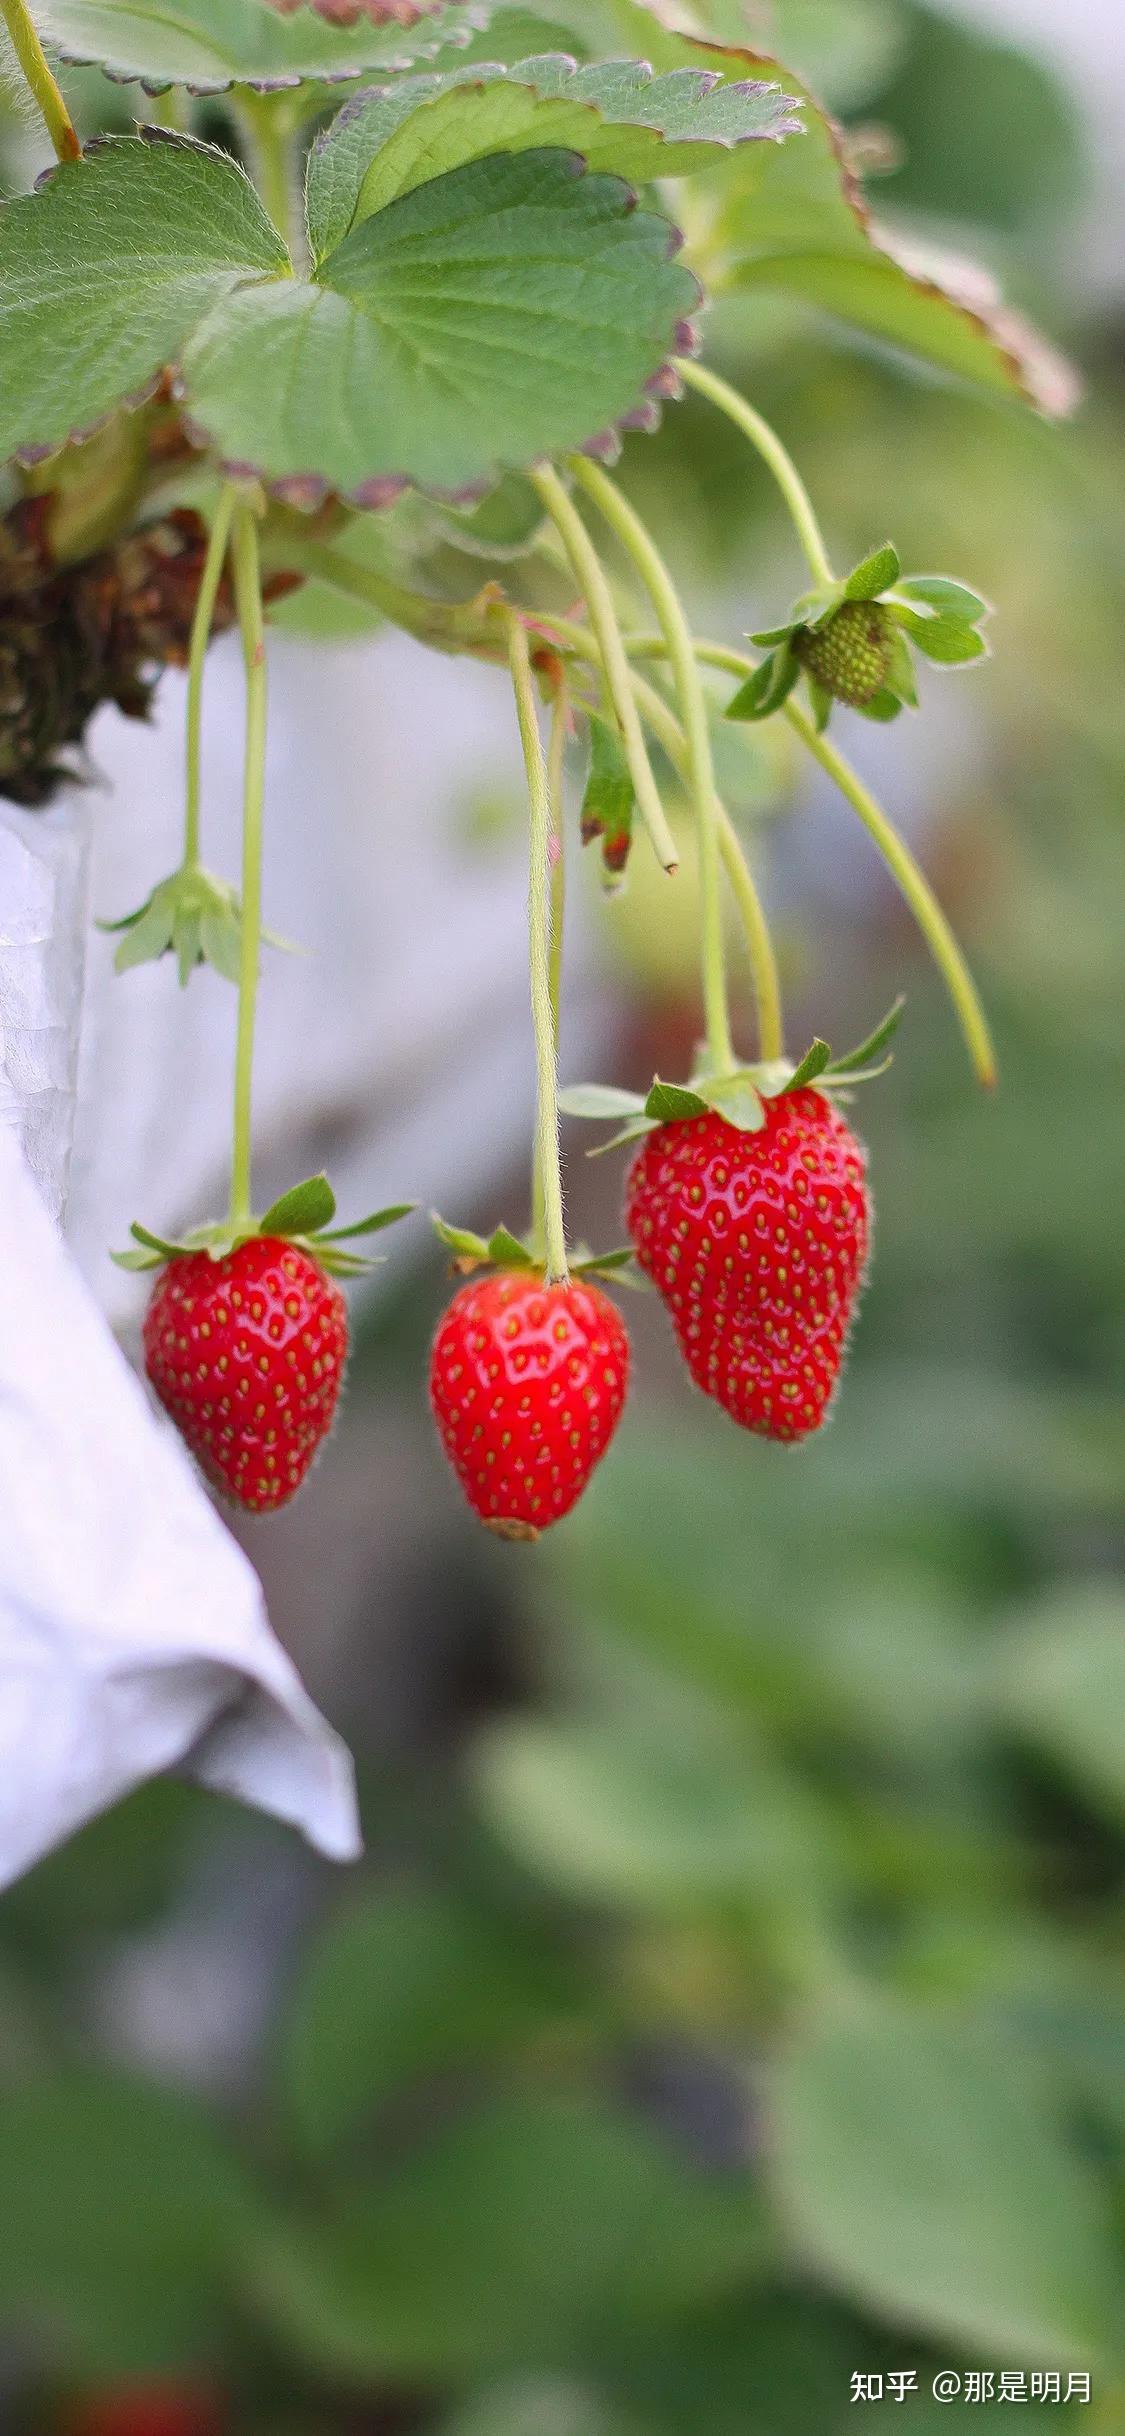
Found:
[65,2387,223,2436]
[144,1238,347,1512]
[625,1089,869,1442]
[430,1269,629,1537]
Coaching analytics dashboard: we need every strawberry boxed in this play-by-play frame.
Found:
[64,2388,223,2436]
[144,1238,347,1512]
[430,1270,629,1538]
[795,600,894,707]
[625,1089,869,1442]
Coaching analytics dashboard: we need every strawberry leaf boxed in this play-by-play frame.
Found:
[306,52,802,262]
[184,150,698,504]
[259,1175,338,1237]
[44,0,490,96]
[0,134,287,465]
[580,711,635,883]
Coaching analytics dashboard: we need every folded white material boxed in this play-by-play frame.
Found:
[0,1126,361,1889]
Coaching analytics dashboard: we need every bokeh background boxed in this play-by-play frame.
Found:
[2,1,1125,2428]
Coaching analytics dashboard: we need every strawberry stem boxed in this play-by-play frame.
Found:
[530,667,569,1263]
[229,497,268,1232]
[508,616,569,1287]
[676,359,835,592]
[183,485,237,872]
[0,0,79,162]
[568,456,741,1077]
[529,465,679,879]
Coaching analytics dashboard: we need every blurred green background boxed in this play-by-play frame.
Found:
[3,2,1124,2430]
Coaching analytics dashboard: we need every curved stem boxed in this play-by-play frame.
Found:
[229,501,268,1231]
[237,94,303,265]
[1,0,79,160]
[529,464,679,877]
[508,618,569,1286]
[183,486,237,871]
[676,358,834,591]
[623,668,784,1066]
[785,700,998,1088]
[530,670,569,1262]
[568,455,739,1075]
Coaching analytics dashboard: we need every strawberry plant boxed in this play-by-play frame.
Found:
[0,0,1076,1526]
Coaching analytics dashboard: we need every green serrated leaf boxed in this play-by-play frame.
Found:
[787,1039,833,1089]
[0,135,287,465]
[559,1084,648,1121]
[185,150,698,504]
[488,1226,537,1269]
[307,53,802,260]
[896,611,988,666]
[259,1175,338,1238]
[645,1080,709,1123]
[844,541,900,601]
[580,710,635,879]
[633,17,1078,414]
[696,1074,766,1132]
[827,995,905,1074]
[319,1203,416,1244]
[896,575,989,623]
[45,0,490,95]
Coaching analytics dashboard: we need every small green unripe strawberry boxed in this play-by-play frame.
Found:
[796,601,894,707]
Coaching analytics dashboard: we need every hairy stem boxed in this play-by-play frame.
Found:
[508,618,569,1285]
[569,455,739,1074]
[183,486,238,871]
[676,358,835,591]
[529,670,570,1262]
[529,465,680,877]
[237,94,304,268]
[785,701,998,1088]
[1,0,79,160]
[229,501,268,1231]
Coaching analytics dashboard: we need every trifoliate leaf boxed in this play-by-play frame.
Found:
[44,0,491,95]
[184,150,699,503]
[844,542,900,601]
[0,134,287,463]
[306,52,802,261]
[580,712,635,882]
[259,1175,338,1238]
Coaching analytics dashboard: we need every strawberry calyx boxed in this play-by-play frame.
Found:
[727,542,990,734]
[114,1174,414,1278]
[559,998,904,1153]
[99,864,298,988]
[432,1213,638,1288]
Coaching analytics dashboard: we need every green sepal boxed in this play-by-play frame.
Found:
[111,1246,166,1273]
[726,643,799,723]
[896,576,989,624]
[100,865,283,989]
[432,1215,493,1264]
[855,688,904,723]
[807,676,833,733]
[845,543,901,601]
[488,1226,538,1270]
[895,610,989,666]
[695,1073,766,1132]
[559,1084,649,1121]
[826,995,905,1075]
[586,1120,659,1159]
[259,1175,338,1239]
[645,1080,710,1123]
[319,1203,416,1245]
[884,627,918,707]
[787,1038,833,1089]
